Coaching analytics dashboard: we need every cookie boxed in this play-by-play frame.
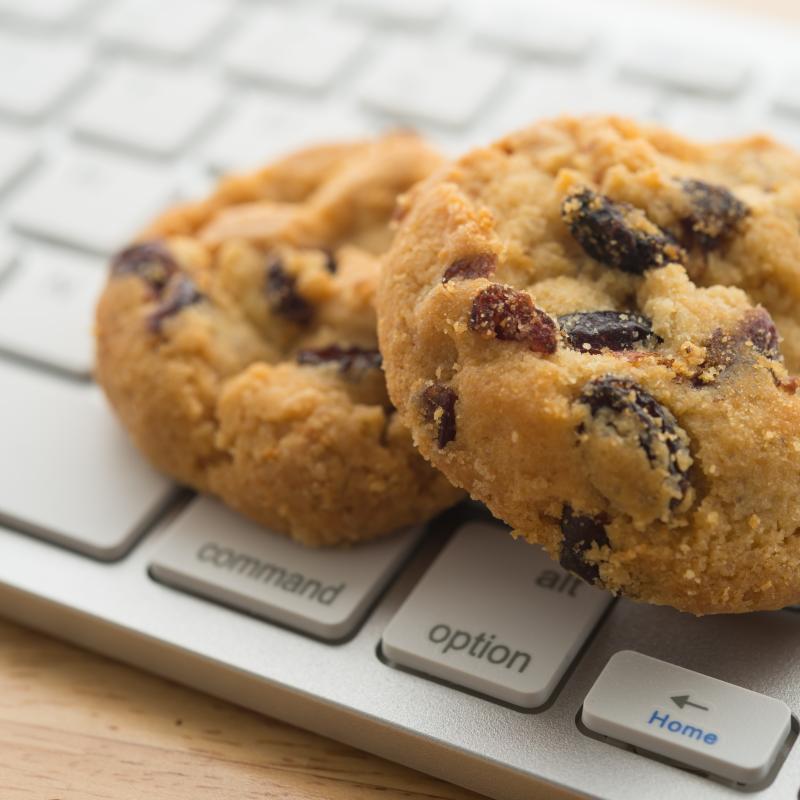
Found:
[96,133,462,546]
[378,115,800,614]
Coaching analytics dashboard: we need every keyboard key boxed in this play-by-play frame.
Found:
[10,150,174,254]
[204,97,372,174]
[226,8,365,92]
[621,42,749,96]
[361,41,507,127]
[338,0,448,26]
[497,70,658,133]
[96,0,230,58]
[582,650,791,784]
[72,63,223,157]
[474,4,592,60]
[0,32,88,119]
[0,0,89,26]
[0,236,17,280]
[0,246,106,377]
[151,497,424,640]
[382,522,611,707]
[0,126,38,194]
[0,359,175,560]
[769,71,800,119]
[764,116,800,152]
[664,98,760,141]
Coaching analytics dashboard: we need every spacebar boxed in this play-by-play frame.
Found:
[149,497,424,641]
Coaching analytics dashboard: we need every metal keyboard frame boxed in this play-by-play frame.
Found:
[2,503,800,800]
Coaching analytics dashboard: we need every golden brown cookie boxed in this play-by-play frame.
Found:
[378,116,800,614]
[96,133,462,546]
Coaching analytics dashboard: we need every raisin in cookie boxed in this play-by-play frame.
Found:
[96,133,462,546]
[378,116,800,614]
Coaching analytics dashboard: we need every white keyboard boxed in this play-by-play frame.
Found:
[2,1,800,798]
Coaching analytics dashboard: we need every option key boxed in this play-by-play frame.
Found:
[382,521,612,707]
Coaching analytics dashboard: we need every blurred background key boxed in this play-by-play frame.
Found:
[204,96,372,174]
[0,360,176,560]
[472,3,593,60]
[338,0,448,26]
[9,151,174,254]
[0,0,90,27]
[0,246,105,377]
[72,63,223,157]
[225,8,366,92]
[621,40,750,96]
[0,32,89,119]
[95,0,231,59]
[0,236,17,280]
[0,126,38,195]
[360,41,508,127]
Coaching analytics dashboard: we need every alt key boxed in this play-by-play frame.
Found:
[381,522,612,707]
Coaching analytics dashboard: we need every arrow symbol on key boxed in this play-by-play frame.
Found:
[671,694,709,711]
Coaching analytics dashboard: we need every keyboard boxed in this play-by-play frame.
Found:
[2,0,800,797]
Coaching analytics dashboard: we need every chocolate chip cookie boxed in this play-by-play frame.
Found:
[378,116,800,614]
[96,133,462,546]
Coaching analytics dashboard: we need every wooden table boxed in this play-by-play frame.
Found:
[0,617,480,800]
[3,1,797,798]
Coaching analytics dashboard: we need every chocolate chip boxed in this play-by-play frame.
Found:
[679,179,749,251]
[265,257,313,325]
[148,274,204,333]
[561,188,686,274]
[469,284,557,353]
[111,241,178,293]
[296,345,382,374]
[577,376,692,512]
[694,307,781,385]
[421,383,457,448]
[559,505,609,585]
[443,253,497,282]
[558,310,661,354]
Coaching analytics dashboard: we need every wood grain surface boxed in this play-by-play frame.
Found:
[0,618,481,800]
[2,1,796,798]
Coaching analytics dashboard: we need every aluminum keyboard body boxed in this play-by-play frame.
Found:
[3,507,800,800]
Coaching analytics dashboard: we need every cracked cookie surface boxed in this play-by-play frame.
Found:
[96,133,462,546]
[378,116,800,613]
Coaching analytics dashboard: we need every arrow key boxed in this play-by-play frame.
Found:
[582,651,791,784]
